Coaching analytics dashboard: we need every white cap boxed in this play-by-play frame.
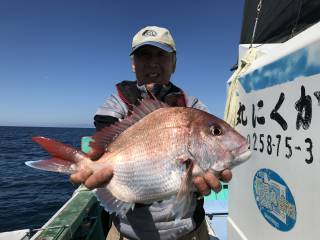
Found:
[130,26,176,55]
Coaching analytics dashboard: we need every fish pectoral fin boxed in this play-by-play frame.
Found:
[177,159,193,199]
[93,188,134,217]
[167,193,193,223]
[169,160,194,221]
[25,158,77,174]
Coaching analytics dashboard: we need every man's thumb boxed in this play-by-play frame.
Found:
[87,148,103,160]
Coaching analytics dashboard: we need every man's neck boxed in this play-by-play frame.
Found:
[137,82,171,91]
[145,83,160,92]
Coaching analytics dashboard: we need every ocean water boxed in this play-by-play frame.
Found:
[0,126,95,232]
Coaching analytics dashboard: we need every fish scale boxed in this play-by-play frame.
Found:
[107,126,188,202]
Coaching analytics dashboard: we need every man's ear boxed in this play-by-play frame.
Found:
[131,57,136,73]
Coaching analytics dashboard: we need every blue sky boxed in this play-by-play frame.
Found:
[0,0,243,128]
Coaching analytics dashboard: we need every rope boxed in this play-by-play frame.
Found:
[224,48,258,127]
[250,0,263,48]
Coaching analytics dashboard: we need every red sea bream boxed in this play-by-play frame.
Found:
[26,97,251,219]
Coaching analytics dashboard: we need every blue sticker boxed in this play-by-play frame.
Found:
[253,168,297,231]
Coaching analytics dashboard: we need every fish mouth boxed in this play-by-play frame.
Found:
[233,150,251,163]
[231,144,251,163]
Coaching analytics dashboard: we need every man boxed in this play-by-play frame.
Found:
[71,26,232,240]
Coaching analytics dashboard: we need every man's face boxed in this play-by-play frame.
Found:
[132,45,176,87]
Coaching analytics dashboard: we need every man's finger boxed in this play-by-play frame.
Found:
[220,169,232,182]
[193,176,211,196]
[70,169,93,185]
[204,172,222,193]
[84,167,113,189]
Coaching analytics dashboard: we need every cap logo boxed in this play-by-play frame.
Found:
[142,30,157,37]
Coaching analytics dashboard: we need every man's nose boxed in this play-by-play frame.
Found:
[149,62,159,67]
[148,55,160,66]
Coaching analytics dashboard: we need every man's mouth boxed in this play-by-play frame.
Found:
[147,72,160,78]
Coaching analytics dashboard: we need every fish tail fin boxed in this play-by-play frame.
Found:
[25,136,90,174]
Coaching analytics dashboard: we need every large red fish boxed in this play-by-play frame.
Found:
[26,97,251,219]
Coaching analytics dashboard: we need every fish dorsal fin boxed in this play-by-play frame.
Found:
[90,97,168,151]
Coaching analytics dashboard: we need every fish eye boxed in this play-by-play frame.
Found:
[210,126,222,136]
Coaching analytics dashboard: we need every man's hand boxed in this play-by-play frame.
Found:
[70,149,113,189]
[192,169,232,196]
[70,167,113,189]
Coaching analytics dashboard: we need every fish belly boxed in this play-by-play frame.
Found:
[107,133,189,203]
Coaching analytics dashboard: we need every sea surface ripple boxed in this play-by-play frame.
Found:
[0,126,94,232]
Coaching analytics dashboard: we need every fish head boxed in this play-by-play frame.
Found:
[189,111,251,172]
